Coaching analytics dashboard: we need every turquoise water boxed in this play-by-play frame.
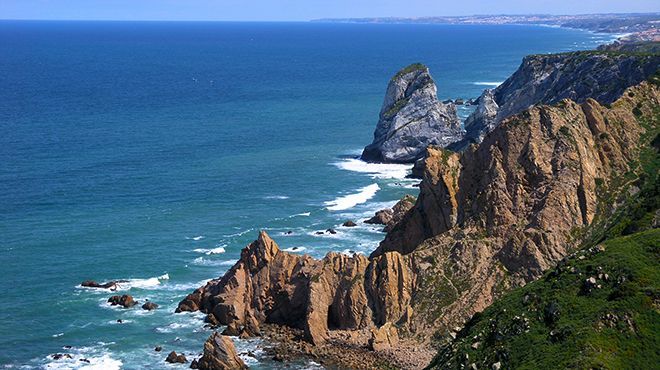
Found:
[0,21,612,369]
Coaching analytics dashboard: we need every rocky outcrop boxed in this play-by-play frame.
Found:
[177,231,413,346]
[361,63,463,163]
[364,194,416,231]
[374,147,461,257]
[463,51,660,145]
[196,333,246,370]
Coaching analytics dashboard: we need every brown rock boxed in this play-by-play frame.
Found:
[342,220,357,227]
[196,333,246,370]
[365,209,393,225]
[142,301,158,310]
[221,322,240,337]
[108,294,137,308]
[369,322,400,351]
[165,351,187,364]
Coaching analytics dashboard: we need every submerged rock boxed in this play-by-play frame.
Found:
[361,63,463,163]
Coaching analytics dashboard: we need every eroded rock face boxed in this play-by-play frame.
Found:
[177,231,413,345]
[463,51,660,145]
[361,63,463,163]
[374,147,461,257]
[375,82,658,336]
[196,333,246,370]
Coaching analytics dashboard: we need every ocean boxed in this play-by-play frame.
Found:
[0,21,613,369]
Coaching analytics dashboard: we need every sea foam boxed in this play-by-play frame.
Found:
[472,81,503,87]
[333,158,411,179]
[193,246,226,255]
[324,183,380,211]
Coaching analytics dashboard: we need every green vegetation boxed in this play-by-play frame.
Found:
[427,229,659,370]
[383,97,410,118]
[391,63,427,81]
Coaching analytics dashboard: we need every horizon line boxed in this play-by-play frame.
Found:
[1,11,659,23]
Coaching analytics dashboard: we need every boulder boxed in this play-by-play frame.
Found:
[364,209,393,225]
[342,220,357,227]
[361,63,463,163]
[142,301,158,310]
[196,333,246,370]
[108,295,137,308]
[165,351,187,364]
[369,322,400,351]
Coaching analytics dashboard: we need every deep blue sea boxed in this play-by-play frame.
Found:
[0,21,613,369]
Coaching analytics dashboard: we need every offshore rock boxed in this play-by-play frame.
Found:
[463,51,660,145]
[361,63,463,163]
[196,333,246,370]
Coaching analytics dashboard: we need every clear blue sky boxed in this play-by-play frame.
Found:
[1,0,658,21]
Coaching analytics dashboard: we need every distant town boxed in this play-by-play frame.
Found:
[314,13,660,43]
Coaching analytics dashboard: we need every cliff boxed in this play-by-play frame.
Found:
[462,50,660,145]
[178,80,657,368]
[374,80,658,338]
[361,63,463,163]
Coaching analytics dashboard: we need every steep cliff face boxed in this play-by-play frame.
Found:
[361,63,463,163]
[374,82,658,337]
[463,51,660,144]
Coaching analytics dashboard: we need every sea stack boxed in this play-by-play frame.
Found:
[361,63,463,163]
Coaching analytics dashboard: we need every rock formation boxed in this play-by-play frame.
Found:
[364,194,416,231]
[361,63,463,163]
[196,333,246,370]
[462,51,660,145]
[176,231,413,346]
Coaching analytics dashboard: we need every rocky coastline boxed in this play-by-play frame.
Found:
[170,39,659,368]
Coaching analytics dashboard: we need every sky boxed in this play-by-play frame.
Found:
[1,0,659,21]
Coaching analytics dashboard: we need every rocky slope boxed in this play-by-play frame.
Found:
[428,226,659,369]
[461,50,660,145]
[361,63,463,163]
